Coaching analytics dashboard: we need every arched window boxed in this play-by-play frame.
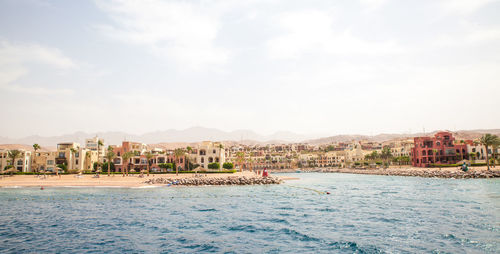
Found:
[422,150,426,156]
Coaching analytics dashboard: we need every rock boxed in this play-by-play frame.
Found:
[144,175,282,186]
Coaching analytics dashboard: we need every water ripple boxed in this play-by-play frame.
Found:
[0,173,498,253]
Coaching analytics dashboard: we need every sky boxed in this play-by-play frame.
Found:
[0,0,499,139]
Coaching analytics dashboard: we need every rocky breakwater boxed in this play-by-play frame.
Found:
[326,167,500,179]
[144,176,283,186]
[381,169,500,178]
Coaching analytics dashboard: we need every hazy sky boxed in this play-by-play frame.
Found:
[1,0,499,138]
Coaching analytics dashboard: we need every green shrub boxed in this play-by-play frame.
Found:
[223,162,234,170]
[208,162,220,169]
[159,163,174,170]
[57,163,68,172]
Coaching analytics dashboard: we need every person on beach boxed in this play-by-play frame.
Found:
[461,162,468,172]
[262,168,268,177]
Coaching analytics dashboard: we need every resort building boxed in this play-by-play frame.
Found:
[467,142,500,162]
[85,136,105,162]
[389,139,414,158]
[56,142,96,171]
[32,151,57,172]
[411,131,468,167]
[0,149,32,172]
[113,141,147,157]
[188,141,225,169]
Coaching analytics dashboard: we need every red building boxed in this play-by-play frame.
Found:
[411,131,468,167]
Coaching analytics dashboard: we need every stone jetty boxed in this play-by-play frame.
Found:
[144,175,283,186]
[273,167,500,178]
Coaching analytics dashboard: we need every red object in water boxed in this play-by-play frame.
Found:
[40,186,44,190]
[326,192,330,195]
[262,168,268,177]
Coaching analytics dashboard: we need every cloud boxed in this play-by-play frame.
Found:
[433,22,500,48]
[95,0,229,70]
[0,40,75,69]
[440,0,499,15]
[359,0,389,11]
[267,10,403,59]
[0,40,76,95]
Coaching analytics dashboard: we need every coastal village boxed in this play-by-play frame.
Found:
[1,131,499,176]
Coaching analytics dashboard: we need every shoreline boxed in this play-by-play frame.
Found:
[0,172,287,188]
[273,166,500,178]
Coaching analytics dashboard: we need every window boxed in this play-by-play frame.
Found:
[47,160,54,165]
[17,160,23,165]
[59,152,65,158]
[76,159,79,165]
[213,150,216,154]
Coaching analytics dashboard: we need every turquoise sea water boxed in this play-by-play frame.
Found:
[0,173,499,253]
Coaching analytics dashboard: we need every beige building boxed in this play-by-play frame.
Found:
[389,139,413,158]
[56,142,96,171]
[0,149,32,172]
[188,141,225,169]
[32,151,57,172]
[85,137,106,162]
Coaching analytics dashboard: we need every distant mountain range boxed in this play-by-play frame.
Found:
[0,127,499,149]
[305,129,500,144]
[0,127,314,147]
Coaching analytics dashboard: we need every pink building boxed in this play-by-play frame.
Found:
[411,131,469,167]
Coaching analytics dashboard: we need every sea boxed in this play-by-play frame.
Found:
[0,173,499,253]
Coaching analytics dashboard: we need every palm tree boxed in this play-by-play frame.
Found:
[236,152,245,172]
[381,146,393,167]
[469,152,477,163]
[218,144,224,170]
[105,146,116,176]
[97,139,104,172]
[480,134,499,171]
[70,147,78,171]
[85,151,91,170]
[491,137,500,168]
[32,144,41,174]
[144,151,153,177]
[174,149,185,176]
[7,150,21,173]
[432,149,439,165]
[121,151,133,177]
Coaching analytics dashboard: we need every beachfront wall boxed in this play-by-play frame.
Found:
[411,131,468,167]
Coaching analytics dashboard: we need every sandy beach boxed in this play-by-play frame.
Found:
[0,171,275,188]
